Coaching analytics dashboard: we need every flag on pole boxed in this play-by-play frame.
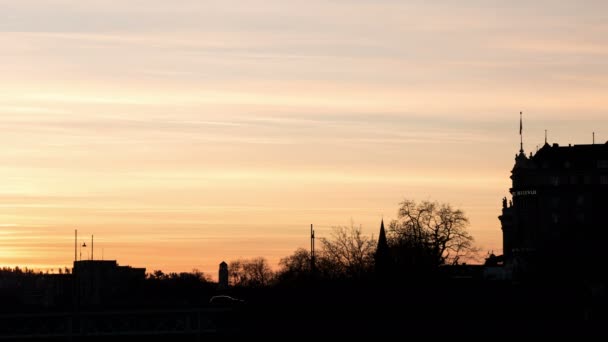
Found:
[518,111,524,153]
[519,111,522,135]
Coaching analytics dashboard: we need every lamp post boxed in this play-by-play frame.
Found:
[80,242,86,261]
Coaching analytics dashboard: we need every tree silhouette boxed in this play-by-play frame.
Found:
[388,199,475,270]
[148,270,166,280]
[320,224,376,278]
[278,248,312,280]
[228,258,274,287]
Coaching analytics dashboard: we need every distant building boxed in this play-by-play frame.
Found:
[499,141,608,279]
[73,260,145,306]
[218,261,228,289]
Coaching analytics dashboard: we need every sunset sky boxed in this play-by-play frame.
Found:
[1,1,608,276]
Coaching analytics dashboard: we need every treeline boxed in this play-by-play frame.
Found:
[0,266,71,276]
[0,198,480,311]
[223,198,478,288]
[135,198,479,289]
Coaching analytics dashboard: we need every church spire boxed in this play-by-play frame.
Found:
[375,219,392,277]
[377,219,387,250]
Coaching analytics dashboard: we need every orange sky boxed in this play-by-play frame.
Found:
[2,1,608,276]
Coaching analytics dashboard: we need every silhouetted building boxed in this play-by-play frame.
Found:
[218,261,228,289]
[73,260,145,306]
[499,141,608,280]
[374,219,392,277]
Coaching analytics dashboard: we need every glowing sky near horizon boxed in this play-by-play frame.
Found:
[2,1,608,275]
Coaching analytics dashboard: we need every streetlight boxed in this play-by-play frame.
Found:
[80,242,86,261]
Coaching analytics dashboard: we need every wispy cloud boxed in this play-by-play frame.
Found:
[1,1,607,273]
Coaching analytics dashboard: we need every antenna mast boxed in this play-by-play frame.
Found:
[310,224,315,273]
[74,229,77,263]
[91,235,94,260]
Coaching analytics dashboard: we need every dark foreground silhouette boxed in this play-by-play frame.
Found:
[0,273,605,340]
[242,278,605,338]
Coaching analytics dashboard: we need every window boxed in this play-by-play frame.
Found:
[570,175,578,185]
[598,160,608,168]
[601,175,608,185]
[552,213,559,224]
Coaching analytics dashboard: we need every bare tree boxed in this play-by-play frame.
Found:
[228,257,274,287]
[243,257,274,287]
[389,199,475,267]
[228,260,244,286]
[320,223,376,278]
[278,248,312,278]
[190,268,212,282]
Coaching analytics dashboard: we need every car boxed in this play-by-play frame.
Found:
[209,295,245,306]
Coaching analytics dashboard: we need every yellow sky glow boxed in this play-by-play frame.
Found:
[2,1,608,276]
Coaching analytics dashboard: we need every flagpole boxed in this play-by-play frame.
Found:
[519,111,523,153]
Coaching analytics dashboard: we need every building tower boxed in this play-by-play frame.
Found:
[374,219,393,278]
[499,115,608,280]
[218,261,229,289]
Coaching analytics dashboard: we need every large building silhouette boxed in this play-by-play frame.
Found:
[499,140,608,279]
[73,260,146,306]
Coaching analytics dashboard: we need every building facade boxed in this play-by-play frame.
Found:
[499,142,608,279]
[73,260,146,306]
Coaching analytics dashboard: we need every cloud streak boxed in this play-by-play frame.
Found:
[1,1,608,273]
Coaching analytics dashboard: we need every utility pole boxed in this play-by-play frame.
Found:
[74,229,77,263]
[310,224,315,274]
